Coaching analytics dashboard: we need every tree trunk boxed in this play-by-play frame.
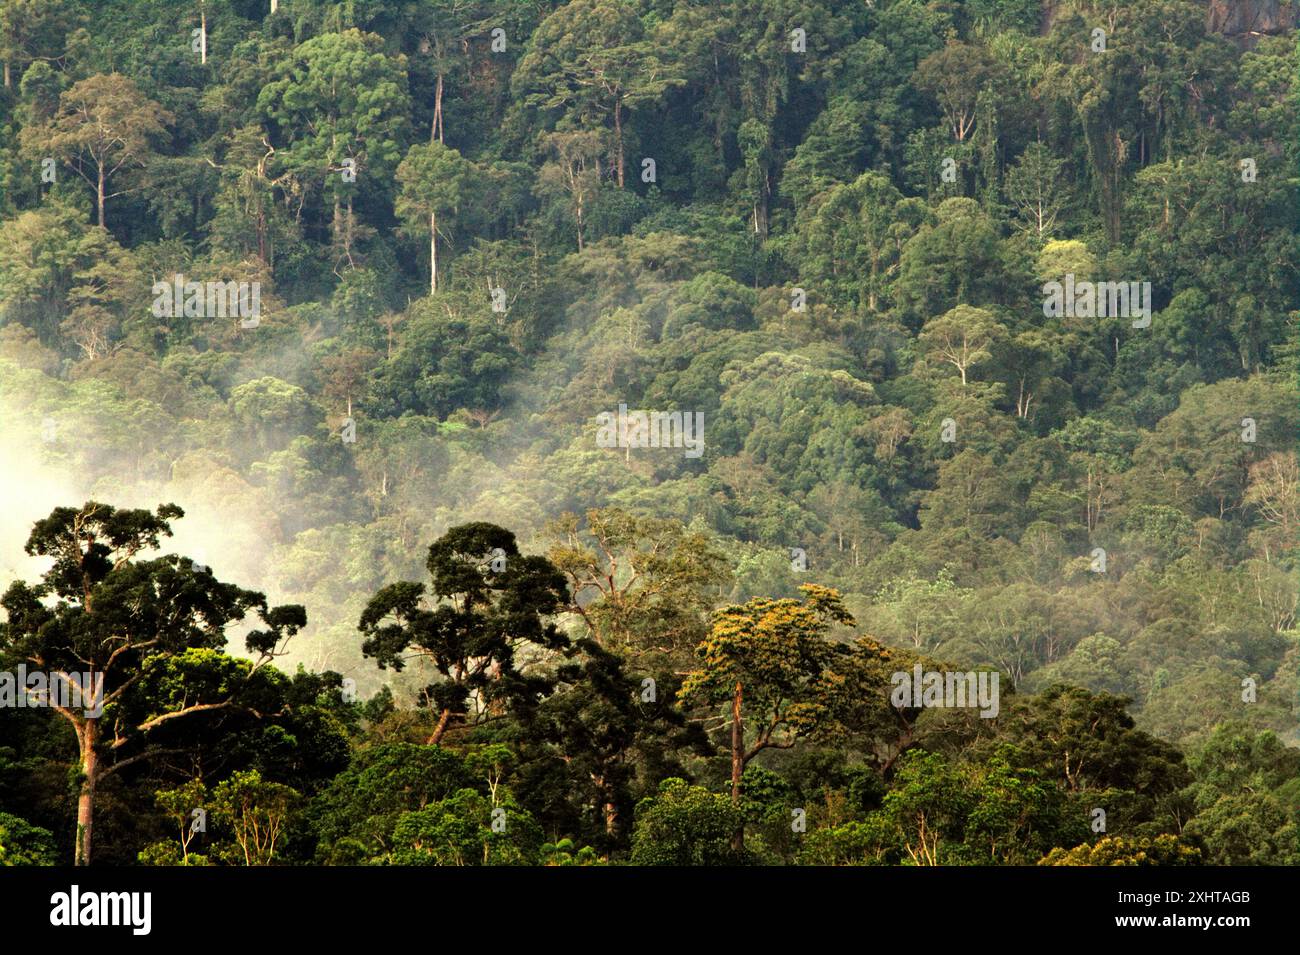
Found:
[730,680,744,852]
[97,166,106,228]
[332,196,341,253]
[614,100,624,188]
[433,73,444,143]
[343,196,355,268]
[3,62,10,88]
[425,707,451,745]
[75,719,97,866]
[575,192,584,252]
[430,211,438,294]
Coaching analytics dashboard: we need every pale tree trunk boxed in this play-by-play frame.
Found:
[575,191,584,252]
[97,165,106,227]
[614,100,624,188]
[430,211,438,294]
[342,196,356,268]
[1016,378,1032,418]
[433,73,444,143]
[751,171,770,238]
[75,719,97,866]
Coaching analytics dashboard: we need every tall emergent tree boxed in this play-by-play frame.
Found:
[512,0,687,188]
[358,523,570,744]
[681,584,855,848]
[20,73,174,228]
[395,141,476,293]
[0,502,306,865]
[257,28,410,269]
[409,0,481,144]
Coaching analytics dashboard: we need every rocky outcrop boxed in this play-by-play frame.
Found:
[1207,0,1298,43]
[1043,1,1296,46]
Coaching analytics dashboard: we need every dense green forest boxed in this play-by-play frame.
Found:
[0,0,1297,867]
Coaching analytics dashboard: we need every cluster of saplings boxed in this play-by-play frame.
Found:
[4,501,1292,867]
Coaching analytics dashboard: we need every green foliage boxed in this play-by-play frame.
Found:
[1039,835,1202,867]
[0,812,57,865]
[366,297,517,418]
[540,838,604,866]
[390,788,543,865]
[0,0,1296,870]
[630,778,748,866]
[311,743,473,864]
[357,522,569,741]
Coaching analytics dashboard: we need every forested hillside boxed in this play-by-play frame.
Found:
[0,0,1297,867]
